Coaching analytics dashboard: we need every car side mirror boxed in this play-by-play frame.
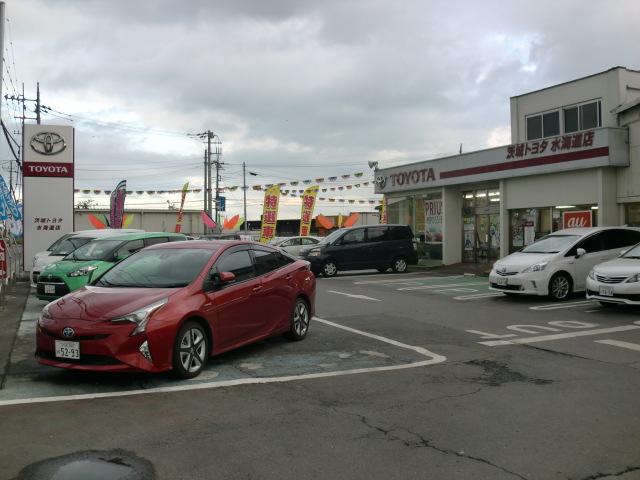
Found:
[576,248,586,258]
[218,271,236,284]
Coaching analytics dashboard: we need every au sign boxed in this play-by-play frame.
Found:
[562,210,592,229]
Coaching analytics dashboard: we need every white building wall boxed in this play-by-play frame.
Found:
[617,105,640,204]
[442,186,462,265]
[510,68,634,143]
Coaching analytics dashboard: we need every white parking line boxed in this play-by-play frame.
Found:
[328,290,381,301]
[0,317,446,407]
[453,292,505,301]
[398,281,488,291]
[595,339,640,352]
[354,275,465,285]
[328,272,423,282]
[479,322,640,346]
[529,300,597,311]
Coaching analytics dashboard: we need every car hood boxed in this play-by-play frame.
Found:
[593,257,640,277]
[48,286,179,321]
[33,254,66,271]
[40,259,106,277]
[493,252,556,271]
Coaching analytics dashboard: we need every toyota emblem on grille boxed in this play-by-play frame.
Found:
[30,131,67,156]
[500,267,507,273]
[62,327,75,338]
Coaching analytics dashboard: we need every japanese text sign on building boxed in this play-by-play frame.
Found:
[299,186,318,236]
[260,184,280,243]
[506,131,595,160]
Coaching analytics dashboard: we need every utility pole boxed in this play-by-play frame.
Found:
[0,2,5,122]
[207,131,213,224]
[203,148,208,233]
[36,82,41,124]
[242,162,247,233]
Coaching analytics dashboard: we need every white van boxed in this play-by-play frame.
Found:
[31,229,143,285]
[489,227,640,300]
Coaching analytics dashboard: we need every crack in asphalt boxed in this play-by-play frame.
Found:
[356,414,528,480]
[578,466,640,479]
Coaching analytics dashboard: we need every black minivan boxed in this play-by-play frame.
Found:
[299,224,418,277]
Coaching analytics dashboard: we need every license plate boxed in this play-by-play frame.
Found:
[599,286,614,297]
[44,284,56,294]
[55,340,80,360]
[496,277,508,286]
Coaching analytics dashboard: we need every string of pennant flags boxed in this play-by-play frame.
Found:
[73,171,371,196]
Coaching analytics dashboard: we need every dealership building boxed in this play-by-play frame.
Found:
[375,66,640,266]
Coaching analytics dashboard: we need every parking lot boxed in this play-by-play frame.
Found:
[2,271,640,479]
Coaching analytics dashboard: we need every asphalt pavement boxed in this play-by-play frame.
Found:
[1,271,640,480]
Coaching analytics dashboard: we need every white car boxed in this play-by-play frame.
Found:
[489,227,640,300]
[586,242,640,306]
[31,229,143,285]
[269,236,321,257]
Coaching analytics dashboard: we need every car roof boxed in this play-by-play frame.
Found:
[552,226,640,236]
[69,229,142,239]
[93,232,185,242]
[339,223,409,231]
[145,240,263,250]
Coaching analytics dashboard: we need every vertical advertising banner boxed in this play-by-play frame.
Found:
[299,186,318,236]
[562,210,592,229]
[23,125,74,271]
[379,197,387,225]
[109,180,127,228]
[425,199,443,243]
[174,182,189,233]
[0,175,21,220]
[259,185,280,243]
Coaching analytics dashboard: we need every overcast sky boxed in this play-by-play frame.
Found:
[2,0,639,220]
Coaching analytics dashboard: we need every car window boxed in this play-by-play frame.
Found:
[215,250,255,283]
[341,229,365,245]
[253,248,281,275]
[390,226,412,240]
[567,232,604,256]
[301,237,318,245]
[367,227,390,242]
[115,239,145,259]
[281,238,299,247]
[144,237,169,247]
[277,251,295,267]
[602,229,640,250]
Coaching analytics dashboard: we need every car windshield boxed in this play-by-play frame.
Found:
[318,229,345,245]
[66,239,123,261]
[521,235,581,254]
[46,234,73,252]
[622,243,640,259]
[50,237,94,256]
[94,248,216,288]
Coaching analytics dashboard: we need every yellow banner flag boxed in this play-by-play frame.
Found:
[299,186,318,236]
[259,184,280,243]
[380,197,388,224]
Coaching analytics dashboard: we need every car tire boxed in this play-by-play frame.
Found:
[391,256,408,273]
[173,321,210,379]
[548,273,572,301]
[285,297,311,341]
[322,260,338,277]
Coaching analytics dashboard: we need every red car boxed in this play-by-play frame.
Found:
[36,241,316,379]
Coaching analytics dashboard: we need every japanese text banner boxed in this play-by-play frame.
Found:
[260,185,280,243]
[299,186,318,236]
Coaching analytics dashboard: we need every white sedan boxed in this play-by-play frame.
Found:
[586,242,640,306]
[489,227,640,301]
[269,236,320,257]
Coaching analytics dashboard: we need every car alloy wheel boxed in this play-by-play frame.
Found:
[549,273,571,301]
[392,257,408,273]
[286,298,310,341]
[174,321,209,379]
[323,261,337,277]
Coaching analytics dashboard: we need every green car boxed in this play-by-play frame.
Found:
[36,232,187,301]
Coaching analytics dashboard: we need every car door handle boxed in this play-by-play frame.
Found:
[252,285,263,292]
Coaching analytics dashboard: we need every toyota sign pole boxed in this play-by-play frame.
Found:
[22,125,75,271]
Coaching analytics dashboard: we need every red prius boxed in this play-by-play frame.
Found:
[36,241,316,379]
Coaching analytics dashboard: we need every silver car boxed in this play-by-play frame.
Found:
[270,236,321,257]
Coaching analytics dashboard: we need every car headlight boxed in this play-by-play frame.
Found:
[521,262,549,273]
[41,303,53,320]
[67,266,98,277]
[588,270,596,280]
[110,298,168,335]
[308,249,321,257]
[626,274,640,284]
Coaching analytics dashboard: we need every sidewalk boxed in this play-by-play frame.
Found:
[0,280,31,389]
[409,262,493,276]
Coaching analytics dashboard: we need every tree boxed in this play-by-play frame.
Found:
[76,199,97,209]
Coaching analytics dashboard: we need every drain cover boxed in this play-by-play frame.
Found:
[16,450,155,480]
